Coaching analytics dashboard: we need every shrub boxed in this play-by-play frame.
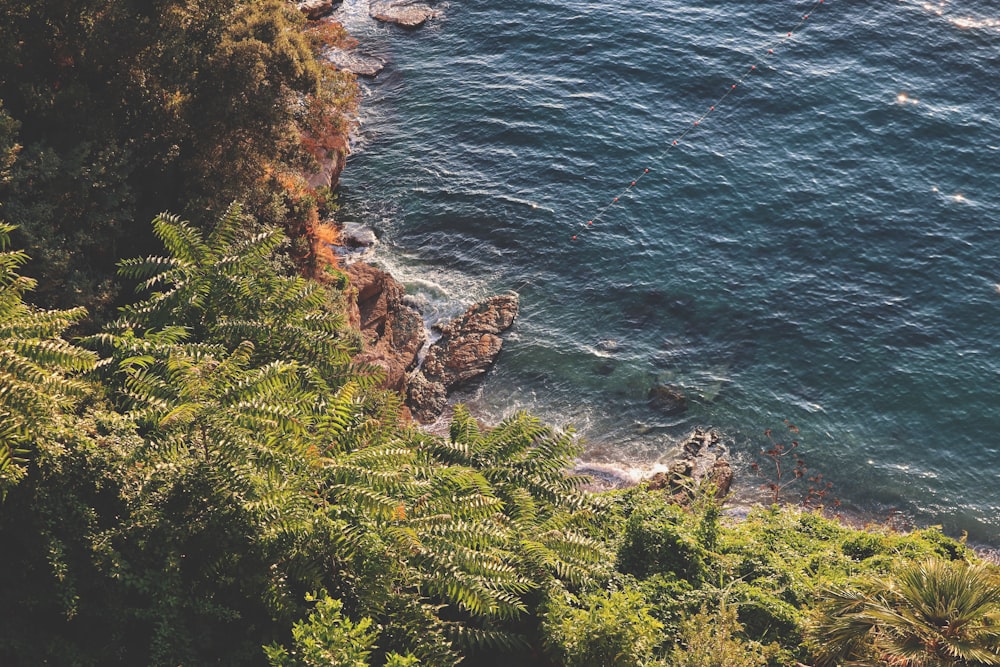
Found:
[264,593,422,667]
[730,583,803,649]
[617,506,708,582]
[542,588,665,667]
[668,602,767,667]
[840,532,885,561]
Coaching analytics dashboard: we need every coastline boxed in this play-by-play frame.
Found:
[303,2,1000,555]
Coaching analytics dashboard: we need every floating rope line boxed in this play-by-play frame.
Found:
[572,0,831,241]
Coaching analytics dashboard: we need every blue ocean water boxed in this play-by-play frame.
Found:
[331,0,1000,543]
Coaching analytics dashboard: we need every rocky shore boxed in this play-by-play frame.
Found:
[345,259,519,422]
[295,0,437,29]
[295,0,740,499]
[293,0,523,427]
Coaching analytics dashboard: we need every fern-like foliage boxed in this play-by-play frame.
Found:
[113,204,369,388]
[72,210,609,664]
[438,406,609,588]
[0,223,97,494]
[301,405,609,661]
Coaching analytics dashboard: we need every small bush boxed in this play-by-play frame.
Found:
[730,583,803,649]
[542,588,665,667]
[264,593,377,667]
[617,507,708,582]
[841,532,885,561]
[668,602,767,667]
[638,574,698,641]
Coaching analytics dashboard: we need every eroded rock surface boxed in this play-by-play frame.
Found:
[347,262,425,392]
[323,47,385,77]
[645,428,733,503]
[305,145,347,191]
[406,294,519,422]
[406,372,448,423]
[296,0,337,19]
[370,0,436,27]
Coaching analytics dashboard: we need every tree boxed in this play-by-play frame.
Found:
[0,223,96,494]
[810,559,1000,666]
[0,0,326,311]
[111,204,366,387]
[435,405,607,587]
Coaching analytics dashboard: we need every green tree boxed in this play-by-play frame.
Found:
[810,558,1000,666]
[434,405,608,586]
[110,204,364,386]
[0,223,96,493]
[0,0,325,311]
[542,587,665,667]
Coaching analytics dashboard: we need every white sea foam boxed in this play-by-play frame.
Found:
[913,0,999,32]
[951,16,1000,31]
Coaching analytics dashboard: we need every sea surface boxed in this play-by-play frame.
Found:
[329,0,1000,543]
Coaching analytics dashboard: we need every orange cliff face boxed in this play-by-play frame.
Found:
[275,15,360,278]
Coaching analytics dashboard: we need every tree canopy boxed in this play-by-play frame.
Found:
[0,0,327,312]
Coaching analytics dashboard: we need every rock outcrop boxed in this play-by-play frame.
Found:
[345,263,518,422]
[405,372,448,423]
[407,294,519,422]
[296,0,337,19]
[346,262,425,392]
[340,222,378,249]
[323,47,386,77]
[305,146,348,191]
[645,428,733,504]
[370,0,436,27]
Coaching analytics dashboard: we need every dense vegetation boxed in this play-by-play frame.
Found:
[0,0,354,314]
[1,1,998,666]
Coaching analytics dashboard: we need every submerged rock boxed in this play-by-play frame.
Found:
[647,382,688,416]
[370,0,436,27]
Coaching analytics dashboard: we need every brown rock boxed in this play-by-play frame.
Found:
[305,145,348,191]
[709,458,734,498]
[421,294,518,389]
[346,262,426,391]
[323,48,386,77]
[406,372,447,423]
[644,428,733,504]
[370,0,436,27]
[296,0,336,20]
[645,471,670,492]
[423,333,503,388]
[404,294,519,422]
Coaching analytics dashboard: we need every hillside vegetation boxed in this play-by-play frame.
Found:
[0,1,997,666]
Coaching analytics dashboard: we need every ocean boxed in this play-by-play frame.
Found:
[329,0,1000,543]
